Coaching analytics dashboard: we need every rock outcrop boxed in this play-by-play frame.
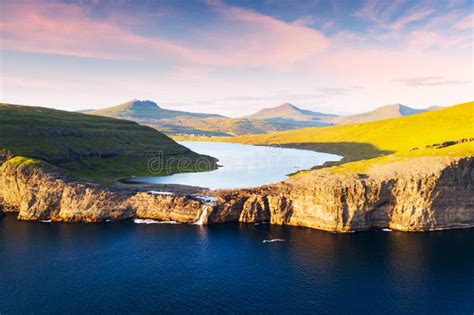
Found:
[211,156,474,232]
[0,155,473,232]
[0,159,208,223]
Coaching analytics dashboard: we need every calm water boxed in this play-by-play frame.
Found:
[126,141,341,189]
[0,214,473,314]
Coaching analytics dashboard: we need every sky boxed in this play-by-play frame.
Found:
[0,0,472,116]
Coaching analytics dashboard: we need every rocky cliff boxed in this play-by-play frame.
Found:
[0,158,208,223]
[211,156,474,232]
[0,155,472,232]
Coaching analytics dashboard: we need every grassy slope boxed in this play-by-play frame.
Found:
[176,101,474,173]
[90,99,223,120]
[0,104,217,184]
[327,104,426,125]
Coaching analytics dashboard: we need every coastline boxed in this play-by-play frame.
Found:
[1,152,472,233]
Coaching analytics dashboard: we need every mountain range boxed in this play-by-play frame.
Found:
[84,99,440,136]
[329,104,441,125]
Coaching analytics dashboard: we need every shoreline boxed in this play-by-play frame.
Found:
[3,212,473,234]
[1,152,472,233]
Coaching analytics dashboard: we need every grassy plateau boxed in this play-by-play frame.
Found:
[175,101,474,174]
[0,103,218,184]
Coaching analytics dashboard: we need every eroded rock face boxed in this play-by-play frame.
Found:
[0,156,472,232]
[0,161,206,223]
[210,156,474,232]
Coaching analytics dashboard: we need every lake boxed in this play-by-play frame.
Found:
[125,141,342,189]
[0,214,473,314]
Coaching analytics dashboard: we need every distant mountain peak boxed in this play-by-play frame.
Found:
[88,99,223,121]
[125,99,160,109]
[373,104,424,116]
[276,102,298,109]
[374,103,403,110]
[330,103,428,125]
[247,103,336,121]
[427,105,443,111]
[257,103,301,114]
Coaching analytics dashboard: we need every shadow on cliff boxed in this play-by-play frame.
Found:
[430,157,474,229]
[278,142,394,170]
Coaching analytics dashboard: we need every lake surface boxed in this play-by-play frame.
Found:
[0,214,473,314]
[126,141,341,189]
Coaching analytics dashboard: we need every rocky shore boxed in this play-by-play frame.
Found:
[0,155,473,232]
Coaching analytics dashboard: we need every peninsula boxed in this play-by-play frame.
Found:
[0,101,472,232]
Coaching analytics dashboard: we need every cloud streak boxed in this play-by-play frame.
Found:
[0,0,472,114]
[0,1,192,61]
[394,76,471,87]
[0,0,330,70]
[354,0,405,23]
[388,8,434,31]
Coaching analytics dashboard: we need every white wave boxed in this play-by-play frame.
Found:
[40,219,52,223]
[133,219,180,224]
[382,228,392,232]
[147,191,174,195]
[262,239,285,243]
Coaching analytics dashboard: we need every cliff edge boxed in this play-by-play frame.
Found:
[211,156,474,232]
[1,155,472,232]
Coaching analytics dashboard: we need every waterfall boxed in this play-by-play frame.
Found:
[194,205,211,225]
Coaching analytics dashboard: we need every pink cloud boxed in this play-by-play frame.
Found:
[202,0,329,68]
[310,46,471,84]
[405,31,441,51]
[0,0,329,70]
[453,13,473,30]
[388,9,434,31]
[354,0,405,22]
[0,1,194,62]
[405,30,472,52]
[355,0,435,32]
[292,15,318,27]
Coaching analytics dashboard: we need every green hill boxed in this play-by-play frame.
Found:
[245,102,335,121]
[0,103,218,184]
[328,104,432,125]
[86,99,230,136]
[88,99,223,120]
[192,101,474,172]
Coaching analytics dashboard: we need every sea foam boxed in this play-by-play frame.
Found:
[133,219,180,224]
[147,191,174,195]
[262,239,285,243]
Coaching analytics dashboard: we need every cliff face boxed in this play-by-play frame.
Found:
[211,156,474,231]
[0,156,472,232]
[0,159,208,223]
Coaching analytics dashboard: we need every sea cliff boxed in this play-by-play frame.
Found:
[0,155,472,232]
[212,156,474,231]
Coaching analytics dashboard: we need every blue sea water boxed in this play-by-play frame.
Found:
[0,214,473,314]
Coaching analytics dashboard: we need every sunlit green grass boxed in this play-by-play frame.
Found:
[0,103,217,184]
[176,101,474,173]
